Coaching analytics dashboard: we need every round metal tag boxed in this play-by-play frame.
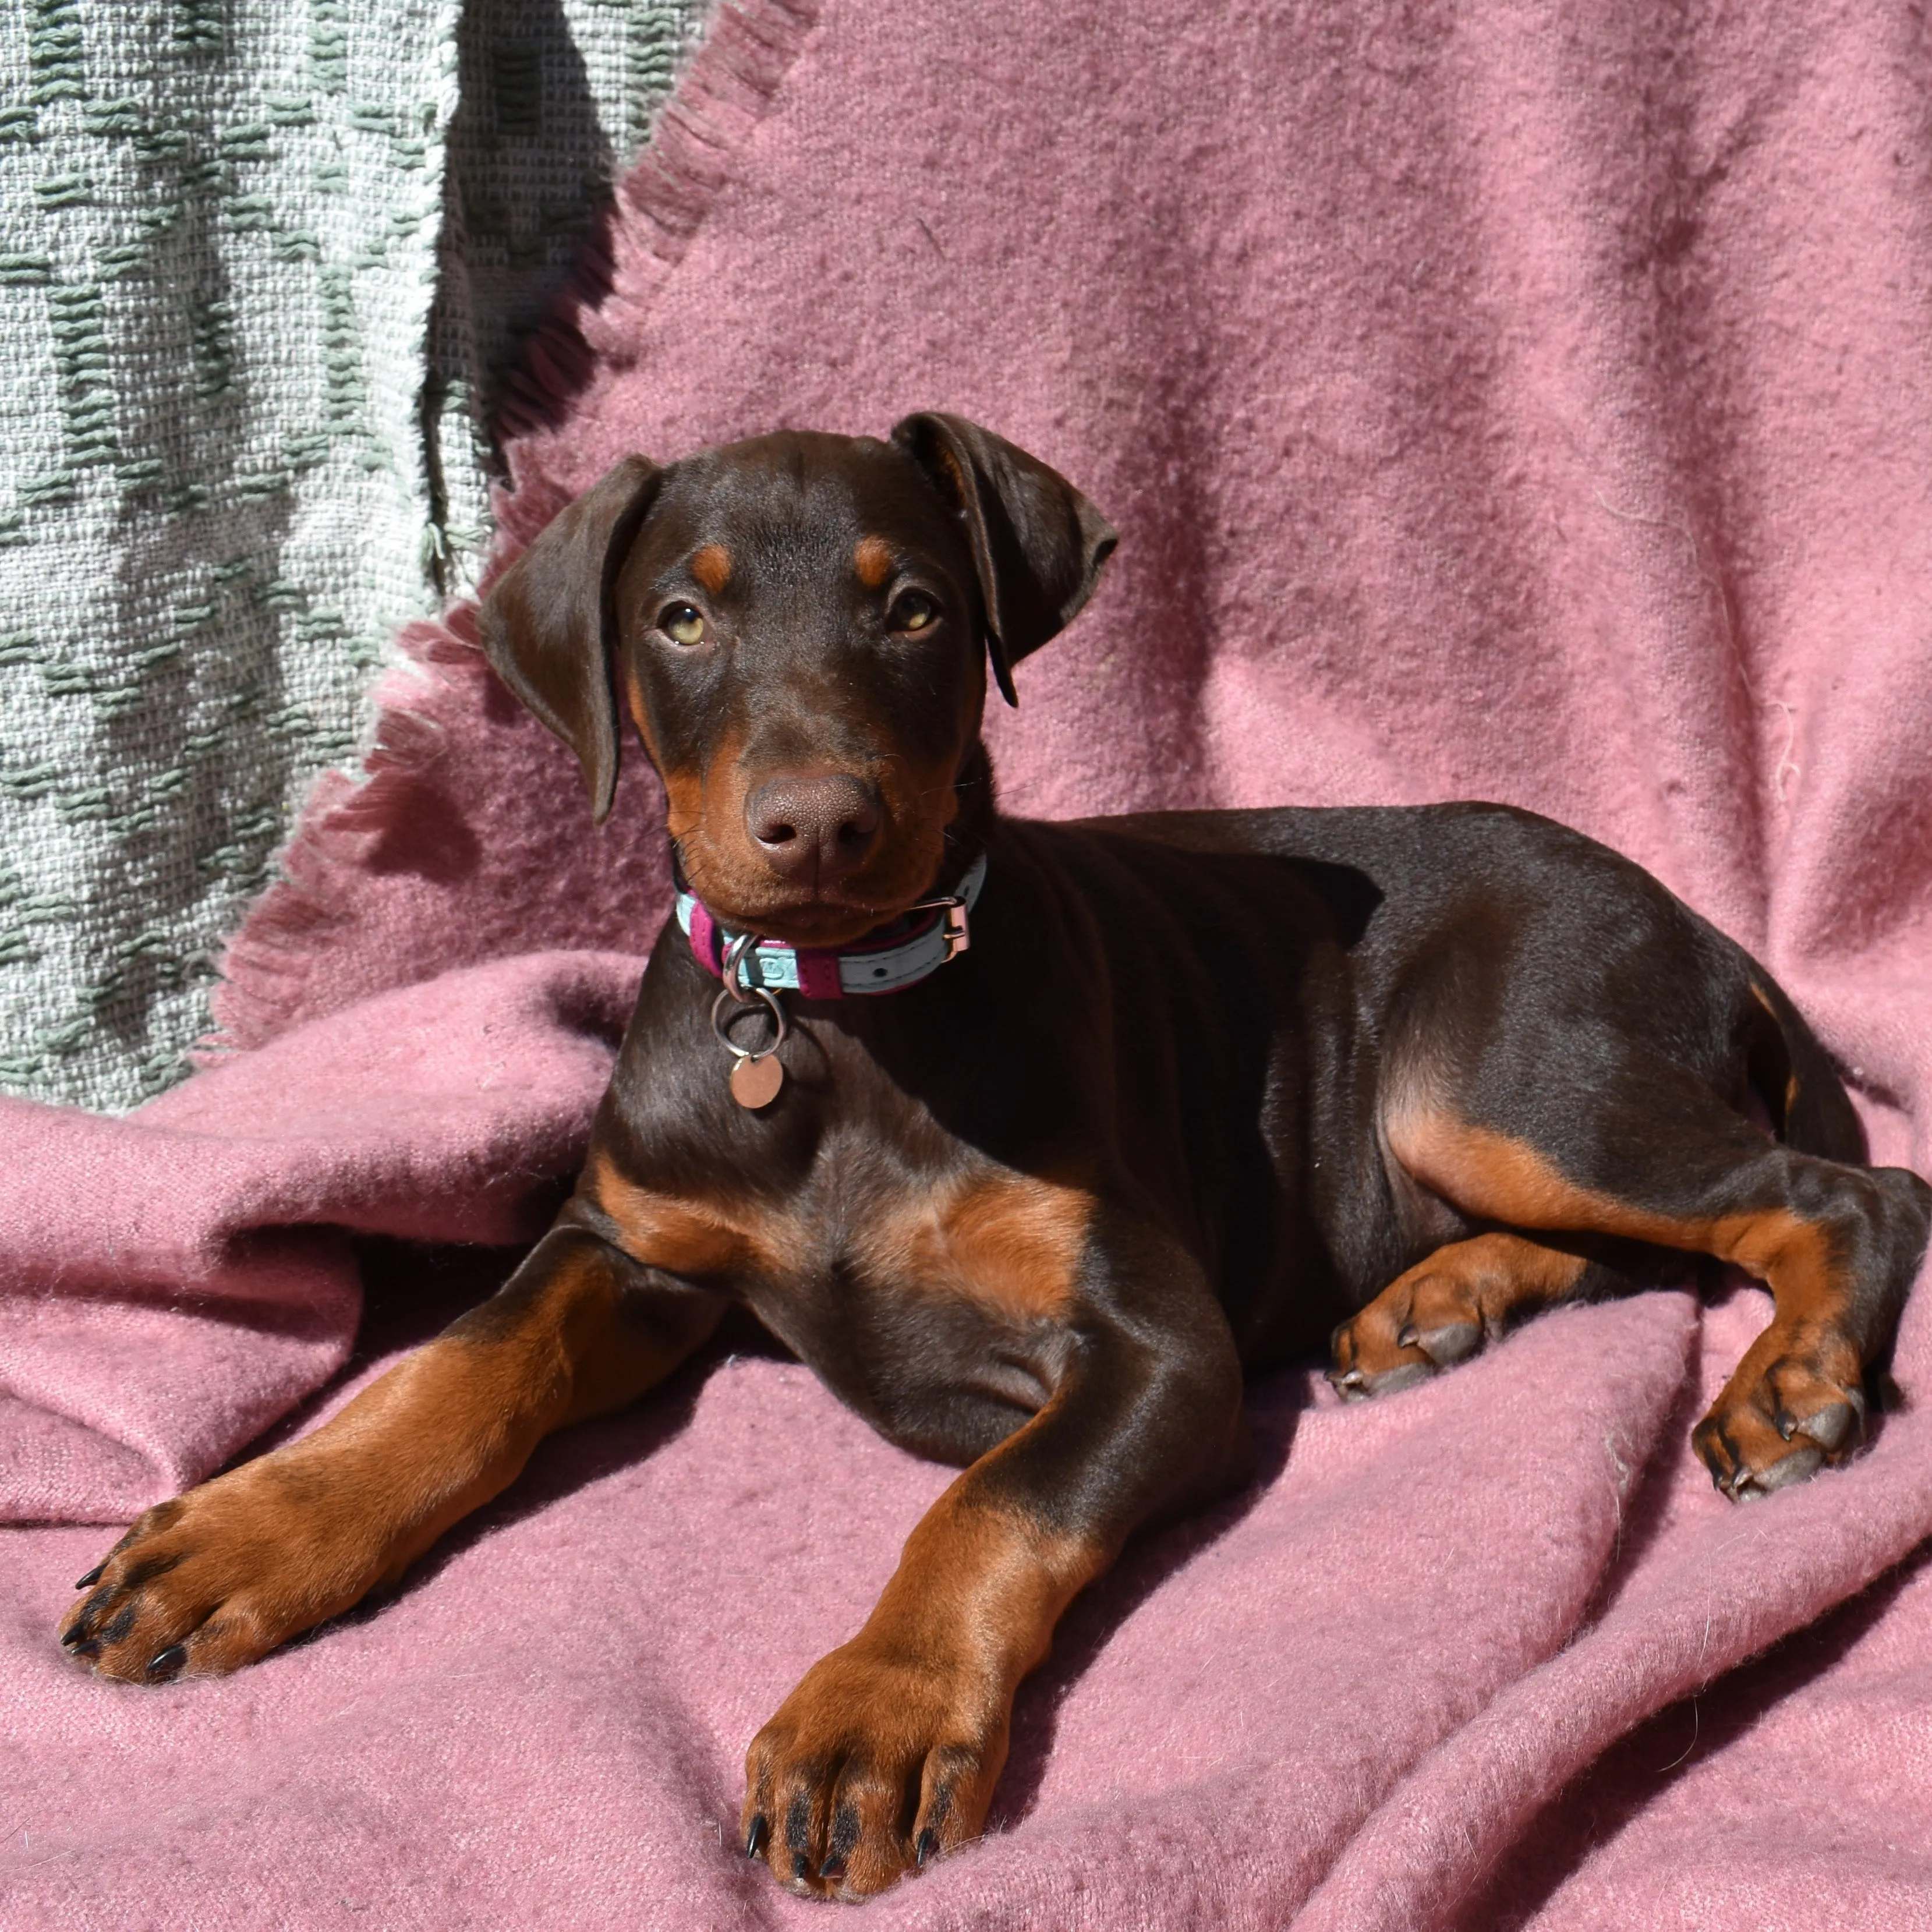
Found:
[729,1053,784,1109]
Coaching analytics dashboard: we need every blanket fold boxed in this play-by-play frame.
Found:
[0,951,638,1521]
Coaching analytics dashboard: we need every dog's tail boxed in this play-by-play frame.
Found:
[1744,974,1866,1164]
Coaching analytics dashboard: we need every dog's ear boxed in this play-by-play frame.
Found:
[477,455,662,821]
[891,412,1117,706]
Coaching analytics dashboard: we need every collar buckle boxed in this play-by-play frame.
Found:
[911,891,971,963]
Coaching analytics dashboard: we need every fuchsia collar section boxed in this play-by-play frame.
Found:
[675,852,989,999]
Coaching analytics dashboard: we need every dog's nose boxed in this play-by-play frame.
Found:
[745,773,883,884]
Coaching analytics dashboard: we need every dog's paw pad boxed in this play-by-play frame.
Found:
[1328,1358,1436,1400]
[1777,1391,1864,1453]
[1407,1319,1482,1367]
[1729,1442,1824,1500]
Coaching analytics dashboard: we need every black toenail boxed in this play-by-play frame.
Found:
[1397,1325,1418,1348]
[744,1814,768,1858]
[916,1827,939,1867]
[1775,1409,1797,1440]
[146,1644,188,1680]
[75,1565,104,1590]
[819,1856,846,1880]
[792,1853,810,1880]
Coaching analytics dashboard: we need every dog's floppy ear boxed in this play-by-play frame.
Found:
[477,454,662,822]
[891,412,1117,706]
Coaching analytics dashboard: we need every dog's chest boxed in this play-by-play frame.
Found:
[593,1133,1086,1450]
[765,1147,1087,1321]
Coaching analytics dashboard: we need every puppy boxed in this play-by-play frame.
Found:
[62,414,1931,1901]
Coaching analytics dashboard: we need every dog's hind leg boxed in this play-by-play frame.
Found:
[1381,1074,1931,1498]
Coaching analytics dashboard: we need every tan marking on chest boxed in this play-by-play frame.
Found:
[853,536,895,587]
[691,543,732,595]
[863,1170,1093,1322]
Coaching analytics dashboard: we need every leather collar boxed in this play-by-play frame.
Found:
[675,852,988,999]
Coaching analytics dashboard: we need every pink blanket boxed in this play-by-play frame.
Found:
[6,0,1932,1922]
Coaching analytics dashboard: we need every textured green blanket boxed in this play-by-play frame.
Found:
[0,0,695,1109]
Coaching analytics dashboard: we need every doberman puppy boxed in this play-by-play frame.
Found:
[62,415,1931,1899]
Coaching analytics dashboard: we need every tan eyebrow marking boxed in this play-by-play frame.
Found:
[854,536,894,588]
[691,544,731,595]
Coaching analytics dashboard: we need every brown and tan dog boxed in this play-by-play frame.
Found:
[61,416,1931,1899]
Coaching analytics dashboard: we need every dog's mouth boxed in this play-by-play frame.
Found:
[673,839,949,950]
[734,893,915,949]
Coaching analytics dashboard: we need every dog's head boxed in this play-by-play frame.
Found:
[478,415,1115,947]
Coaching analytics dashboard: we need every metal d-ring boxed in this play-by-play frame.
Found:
[711,981,787,1064]
[719,932,759,1001]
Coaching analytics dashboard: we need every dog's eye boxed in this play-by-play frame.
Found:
[660,603,706,646]
[890,592,939,634]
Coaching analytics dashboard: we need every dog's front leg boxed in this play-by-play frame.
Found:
[59,1222,723,1681]
[742,1223,1244,1899]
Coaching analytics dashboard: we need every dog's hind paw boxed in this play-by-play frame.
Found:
[1329,1231,1595,1403]
[1329,1273,1491,1400]
[1693,1333,1868,1501]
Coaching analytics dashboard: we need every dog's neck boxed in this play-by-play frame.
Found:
[673,738,999,1001]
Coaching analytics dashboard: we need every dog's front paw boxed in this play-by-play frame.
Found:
[58,1458,383,1682]
[741,1639,1007,1899]
[1693,1326,1868,1501]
